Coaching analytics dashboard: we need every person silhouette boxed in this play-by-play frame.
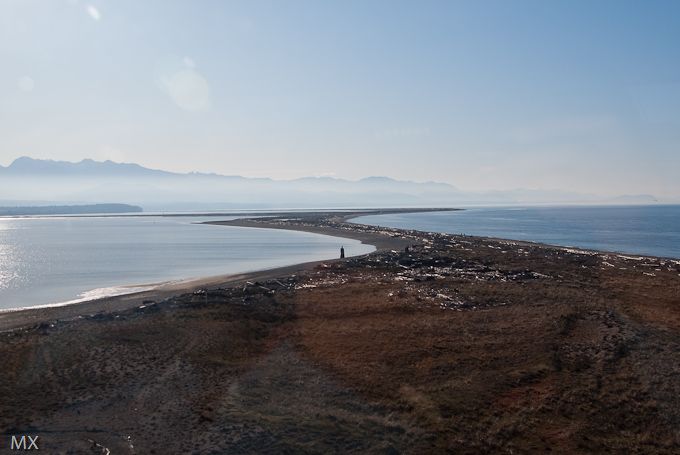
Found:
[340,246,345,258]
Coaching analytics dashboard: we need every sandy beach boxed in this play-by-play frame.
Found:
[1,209,680,453]
[0,208,443,332]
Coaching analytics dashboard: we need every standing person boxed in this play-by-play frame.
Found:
[340,246,345,258]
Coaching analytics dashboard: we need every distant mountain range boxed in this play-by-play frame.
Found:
[0,157,659,210]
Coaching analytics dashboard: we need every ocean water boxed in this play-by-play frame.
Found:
[0,216,374,310]
[353,205,680,259]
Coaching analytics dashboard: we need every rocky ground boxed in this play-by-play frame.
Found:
[1,213,679,454]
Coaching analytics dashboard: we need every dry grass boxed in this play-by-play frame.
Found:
[1,224,679,453]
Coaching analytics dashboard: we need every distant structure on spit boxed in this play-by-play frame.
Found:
[340,246,345,259]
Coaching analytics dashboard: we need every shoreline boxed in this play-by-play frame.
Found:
[5,208,680,333]
[0,260,345,332]
[1,206,677,332]
[0,208,449,331]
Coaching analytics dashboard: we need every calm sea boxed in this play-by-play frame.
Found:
[0,216,373,310]
[353,205,680,259]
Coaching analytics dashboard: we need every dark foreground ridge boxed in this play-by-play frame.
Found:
[1,211,680,453]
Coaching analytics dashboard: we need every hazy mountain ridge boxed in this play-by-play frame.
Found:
[0,157,660,209]
[4,156,169,177]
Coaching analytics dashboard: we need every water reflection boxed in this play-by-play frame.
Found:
[0,216,374,310]
[0,225,19,291]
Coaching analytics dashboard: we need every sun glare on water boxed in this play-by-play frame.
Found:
[0,236,19,292]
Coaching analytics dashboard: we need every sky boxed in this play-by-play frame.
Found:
[1,0,679,199]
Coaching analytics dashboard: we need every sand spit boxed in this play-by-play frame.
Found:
[1,209,680,453]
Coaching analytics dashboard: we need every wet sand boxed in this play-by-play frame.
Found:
[1,209,680,453]
[0,208,444,332]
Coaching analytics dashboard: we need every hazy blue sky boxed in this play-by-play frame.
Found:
[1,0,679,198]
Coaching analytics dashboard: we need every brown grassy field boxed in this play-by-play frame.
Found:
[1,214,679,453]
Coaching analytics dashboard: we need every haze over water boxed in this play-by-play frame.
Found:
[0,216,373,310]
[354,205,680,259]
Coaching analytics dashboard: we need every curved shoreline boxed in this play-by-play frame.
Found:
[0,208,452,331]
[4,205,673,332]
